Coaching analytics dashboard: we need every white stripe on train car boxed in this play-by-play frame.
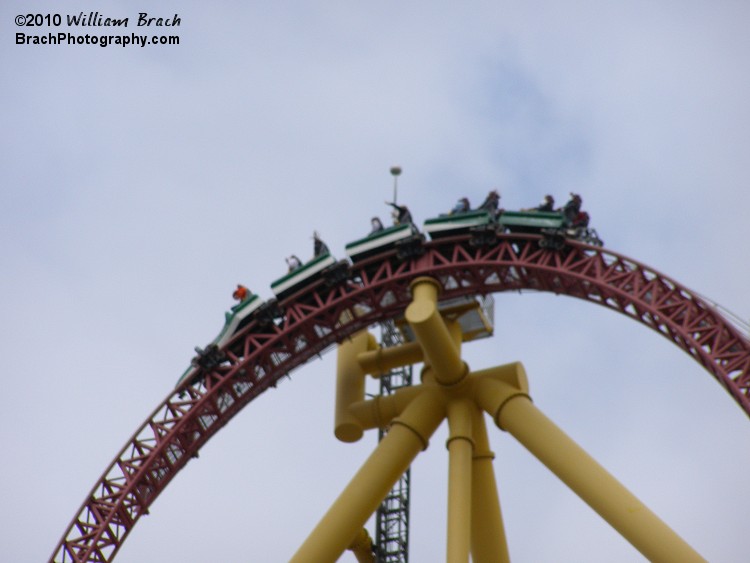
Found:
[214,295,264,348]
[271,254,336,297]
[423,214,492,234]
[345,224,413,260]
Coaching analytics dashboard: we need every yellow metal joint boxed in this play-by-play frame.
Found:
[390,387,446,451]
[347,385,423,432]
[470,366,531,432]
[446,398,475,450]
[347,527,375,563]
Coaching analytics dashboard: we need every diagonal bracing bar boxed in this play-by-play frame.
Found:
[291,388,446,562]
[474,373,706,563]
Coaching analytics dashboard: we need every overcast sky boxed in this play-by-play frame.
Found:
[2,1,750,562]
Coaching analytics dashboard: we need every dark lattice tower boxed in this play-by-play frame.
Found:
[374,319,413,563]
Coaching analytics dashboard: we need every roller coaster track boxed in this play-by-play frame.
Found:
[51,232,750,562]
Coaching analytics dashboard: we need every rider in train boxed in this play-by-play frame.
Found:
[313,231,330,257]
[449,197,471,215]
[386,201,413,225]
[478,190,501,215]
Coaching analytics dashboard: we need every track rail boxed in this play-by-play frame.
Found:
[51,233,750,562]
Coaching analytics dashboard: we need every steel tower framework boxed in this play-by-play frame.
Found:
[375,320,413,562]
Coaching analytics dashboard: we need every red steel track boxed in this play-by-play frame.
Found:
[51,232,750,562]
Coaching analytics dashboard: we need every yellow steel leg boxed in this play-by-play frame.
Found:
[290,389,446,563]
[446,398,474,563]
[477,377,706,563]
[405,277,468,386]
[335,331,377,443]
[470,407,510,563]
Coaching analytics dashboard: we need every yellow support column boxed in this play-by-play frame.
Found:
[470,407,510,563]
[290,389,446,563]
[477,377,706,563]
[335,331,377,443]
[446,398,474,563]
[405,277,468,386]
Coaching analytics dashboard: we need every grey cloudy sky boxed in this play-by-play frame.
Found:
[2,1,749,561]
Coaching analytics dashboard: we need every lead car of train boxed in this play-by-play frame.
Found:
[422,208,603,248]
[177,207,603,387]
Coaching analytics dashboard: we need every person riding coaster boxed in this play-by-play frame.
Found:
[478,190,501,216]
[537,194,555,212]
[369,217,384,234]
[560,193,583,227]
[554,194,603,246]
[386,201,413,225]
[286,255,302,272]
[313,231,329,257]
[231,284,250,311]
[449,197,470,215]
